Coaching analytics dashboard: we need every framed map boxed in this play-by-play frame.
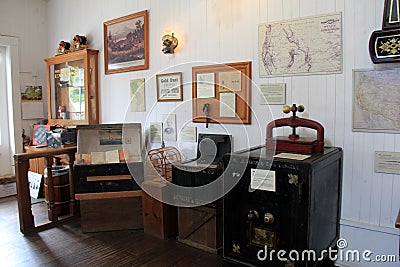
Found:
[258,12,342,77]
[353,68,400,133]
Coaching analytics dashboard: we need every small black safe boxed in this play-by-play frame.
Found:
[172,133,232,187]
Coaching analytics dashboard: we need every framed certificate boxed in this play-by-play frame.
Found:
[156,72,183,101]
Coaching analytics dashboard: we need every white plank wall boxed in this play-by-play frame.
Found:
[45,0,400,264]
[0,0,48,149]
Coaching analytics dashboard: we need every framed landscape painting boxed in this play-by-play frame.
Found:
[104,10,149,74]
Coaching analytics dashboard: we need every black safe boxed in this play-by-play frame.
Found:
[172,133,232,187]
[223,146,342,267]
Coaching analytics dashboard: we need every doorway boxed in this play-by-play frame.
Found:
[0,35,22,176]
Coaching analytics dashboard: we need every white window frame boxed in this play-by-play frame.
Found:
[0,35,22,175]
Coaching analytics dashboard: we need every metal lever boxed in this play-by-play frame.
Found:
[203,103,210,128]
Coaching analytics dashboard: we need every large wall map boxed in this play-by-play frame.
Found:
[258,12,342,77]
[353,68,400,133]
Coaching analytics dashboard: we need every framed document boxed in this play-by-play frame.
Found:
[192,61,251,125]
[156,72,183,101]
[196,73,215,98]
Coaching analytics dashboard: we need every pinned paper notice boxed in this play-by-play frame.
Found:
[250,169,276,192]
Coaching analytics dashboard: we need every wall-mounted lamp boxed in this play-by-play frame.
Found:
[162,33,178,54]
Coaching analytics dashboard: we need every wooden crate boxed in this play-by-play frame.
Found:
[177,200,222,254]
[75,190,143,233]
[141,180,177,239]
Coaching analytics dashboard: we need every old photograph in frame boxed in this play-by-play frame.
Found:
[104,10,149,74]
[156,72,183,101]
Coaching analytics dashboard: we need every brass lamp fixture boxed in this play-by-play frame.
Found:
[162,33,178,54]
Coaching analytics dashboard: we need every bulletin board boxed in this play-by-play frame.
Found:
[192,61,251,125]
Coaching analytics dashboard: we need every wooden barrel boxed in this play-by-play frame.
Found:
[44,166,70,217]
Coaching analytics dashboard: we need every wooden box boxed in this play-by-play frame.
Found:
[177,200,222,254]
[141,180,177,239]
[76,191,143,233]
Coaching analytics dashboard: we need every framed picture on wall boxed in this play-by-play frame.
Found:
[103,10,149,74]
[156,72,183,101]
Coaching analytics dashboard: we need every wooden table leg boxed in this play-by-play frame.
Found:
[67,152,77,215]
[14,158,35,234]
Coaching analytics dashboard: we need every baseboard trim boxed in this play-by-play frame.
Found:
[340,219,400,236]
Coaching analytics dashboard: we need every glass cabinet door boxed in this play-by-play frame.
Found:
[45,49,99,126]
[50,59,86,121]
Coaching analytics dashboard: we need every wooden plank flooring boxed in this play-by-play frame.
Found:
[0,196,223,267]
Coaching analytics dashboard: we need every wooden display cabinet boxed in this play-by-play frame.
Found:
[45,49,99,126]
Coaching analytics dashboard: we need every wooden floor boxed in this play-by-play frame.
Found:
[0,196,223,267]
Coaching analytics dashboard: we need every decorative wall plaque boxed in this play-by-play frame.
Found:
[369,0,400,63]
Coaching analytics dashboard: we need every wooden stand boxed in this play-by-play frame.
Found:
[75,191,143,233]
[141,181,177,239]
[142,146,181,239]
[14,146,77,234]
[177,201,222,254]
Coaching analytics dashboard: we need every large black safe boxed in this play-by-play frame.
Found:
[223,146,342,266]
[172,133,232,187]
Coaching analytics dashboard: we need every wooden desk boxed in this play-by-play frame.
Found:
[14,146,77,234]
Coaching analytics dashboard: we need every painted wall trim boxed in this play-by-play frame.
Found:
[341,219,400,236]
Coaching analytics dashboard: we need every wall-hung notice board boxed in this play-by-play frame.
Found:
[192,61,251,125]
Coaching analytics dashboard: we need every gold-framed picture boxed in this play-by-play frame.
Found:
[103,10,149,74]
